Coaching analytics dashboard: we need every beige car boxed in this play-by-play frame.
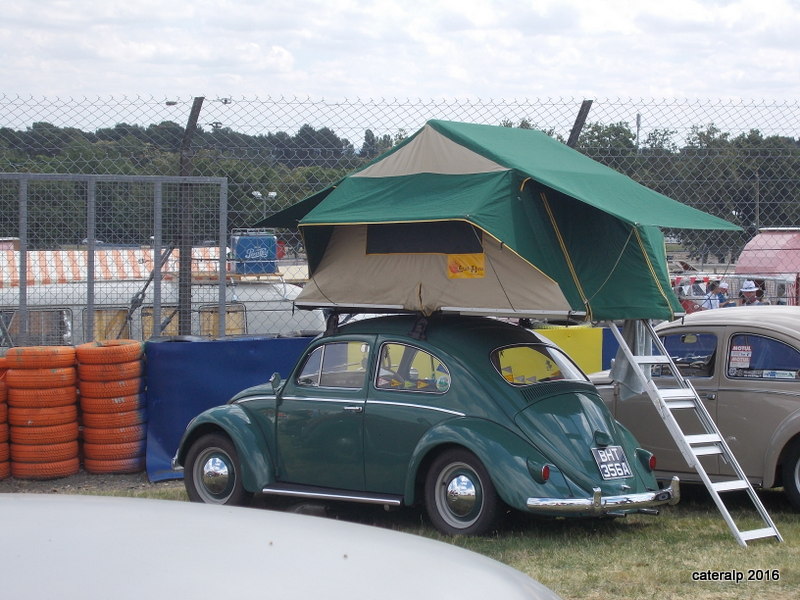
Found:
[594,306,800,509]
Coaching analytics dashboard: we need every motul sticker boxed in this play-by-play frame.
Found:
[447,253,485,279]
[730,345,752,369]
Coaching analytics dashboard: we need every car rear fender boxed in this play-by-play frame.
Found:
[403,417,572,511]
[764,408,800,488]
[175,405,275,493]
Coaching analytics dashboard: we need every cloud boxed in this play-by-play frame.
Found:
[2,0,799,100]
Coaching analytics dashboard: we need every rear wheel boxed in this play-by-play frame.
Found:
[184,433,253,506]
[424,449,500,535]
[782,440,800,510]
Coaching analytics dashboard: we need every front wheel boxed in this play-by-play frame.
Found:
[782,440,800,510]
[424,449,501,535]
[184,433,253,505]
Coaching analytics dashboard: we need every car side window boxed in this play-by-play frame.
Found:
[375,343,451,393]
[727,334,800,380]
[660,332,717,377]
[296,341,370,389]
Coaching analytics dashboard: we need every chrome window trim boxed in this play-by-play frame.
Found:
[279,396,365,405]
[366,399,464,417]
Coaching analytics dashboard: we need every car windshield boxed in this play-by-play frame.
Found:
[490,344,587,386]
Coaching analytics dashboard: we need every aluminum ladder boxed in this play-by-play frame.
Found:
[606,319,783,547]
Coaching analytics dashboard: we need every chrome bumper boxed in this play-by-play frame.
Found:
[526,476,680,514]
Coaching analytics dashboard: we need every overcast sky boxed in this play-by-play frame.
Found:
[3,0,799,101]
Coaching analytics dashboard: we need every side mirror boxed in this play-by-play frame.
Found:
[269,372,282,393]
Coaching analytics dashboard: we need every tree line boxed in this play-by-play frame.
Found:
[1,119,798,260]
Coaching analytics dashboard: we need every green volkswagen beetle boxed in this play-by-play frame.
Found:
[173,314,678,535]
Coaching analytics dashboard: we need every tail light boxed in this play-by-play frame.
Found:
[527,459,552,483]
[541,464,551,482]
[636,448,656,472]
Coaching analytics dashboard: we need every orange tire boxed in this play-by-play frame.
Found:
[78,377,142,399]
[7,385,77,408]
[10,422,79,445]
[76,340,143,365]
[0,402,6,423]
[11,457,80,480]
[4,346,76,369]
[11,441,78,463]
[0,442,8,463]
[77,360,142,382]
[83,440,146,461]
[0,379,6,402]
[0,423,7,443]
[83,455,145,474]
[6,367,77,389]
[8,405,78,427]
[80,393,144,414]
[0,460,9,480]
[80,409,146,429]
[81,424,146,445]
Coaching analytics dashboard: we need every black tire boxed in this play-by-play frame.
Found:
[184,433,253,506]
[782,440,800,510]
[424,448,501,535]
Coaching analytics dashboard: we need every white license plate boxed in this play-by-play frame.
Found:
[591,446,633,480]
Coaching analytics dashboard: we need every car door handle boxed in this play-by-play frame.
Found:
[342,405,364,413]
[700,393,717,401]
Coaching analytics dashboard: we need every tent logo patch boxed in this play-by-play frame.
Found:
[447,253,485,279]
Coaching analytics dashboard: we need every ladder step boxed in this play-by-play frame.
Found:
[665,400,697,409]
[659,388,696,401]
[712,480,749,493]
[634,355,670,364]
[739,527,779,542]
[686,433,721,445]
[693,445,723,456]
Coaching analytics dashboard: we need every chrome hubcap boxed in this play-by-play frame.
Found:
[200,455,230,496]
[445,474,477,517]
[435,461,483,529]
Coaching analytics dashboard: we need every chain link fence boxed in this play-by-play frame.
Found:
[0,95,798,345]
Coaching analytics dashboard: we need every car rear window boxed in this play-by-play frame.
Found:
[490,344,586,386]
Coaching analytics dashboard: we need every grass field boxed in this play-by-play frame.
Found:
[106,480,798,600]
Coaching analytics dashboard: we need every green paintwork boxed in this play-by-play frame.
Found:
[178,314,662,515]
[176,403,277,492]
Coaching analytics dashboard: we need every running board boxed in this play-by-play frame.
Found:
[606,319,783,547]
[261,483,403,506]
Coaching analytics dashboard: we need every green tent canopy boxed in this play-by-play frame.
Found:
[260,120,739,321]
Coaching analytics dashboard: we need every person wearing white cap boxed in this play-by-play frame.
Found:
[739,280,766,306]
[717,281,736,307]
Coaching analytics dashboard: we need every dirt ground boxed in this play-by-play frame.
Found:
[0,469,185,496]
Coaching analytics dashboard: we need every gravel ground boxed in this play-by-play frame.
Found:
[0,469,185,496]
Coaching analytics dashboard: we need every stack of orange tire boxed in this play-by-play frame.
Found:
[76,340,147,474]
[0,358,8,480]
[5,347,80,480]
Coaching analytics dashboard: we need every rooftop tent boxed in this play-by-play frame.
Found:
[261,120,739,321]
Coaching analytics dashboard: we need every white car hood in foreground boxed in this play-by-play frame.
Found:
[0,494,561,600]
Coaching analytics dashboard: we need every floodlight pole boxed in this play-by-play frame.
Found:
[567,100,593,148]
[178,96,205,335]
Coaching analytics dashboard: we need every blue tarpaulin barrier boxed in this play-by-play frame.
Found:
[144,336,313,482]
